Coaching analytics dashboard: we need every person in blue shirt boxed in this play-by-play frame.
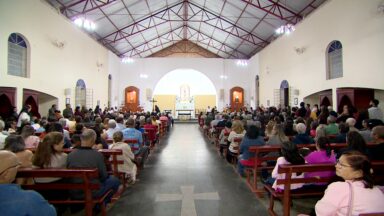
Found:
[122,118,149,167]
[0,150,56,216]
[237,125,265,176]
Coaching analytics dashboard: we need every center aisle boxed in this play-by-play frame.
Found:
[108,123,268,216]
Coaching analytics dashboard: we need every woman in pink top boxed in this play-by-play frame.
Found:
[305,137,336,181]
[315,151,384,215]
[270,141,305,191]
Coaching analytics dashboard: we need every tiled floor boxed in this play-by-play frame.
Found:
[107,123,269,216]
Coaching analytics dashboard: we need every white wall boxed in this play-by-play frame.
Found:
[258,0,384,109]
[115,57,253,111]
[0,0,110,114]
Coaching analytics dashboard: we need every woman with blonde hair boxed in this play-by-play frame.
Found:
[226,120,246,163]
[109,131,137,184]
[267,124,289,145]
[265,120,275,138]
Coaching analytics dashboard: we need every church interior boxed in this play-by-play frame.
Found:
[0,0,384,215]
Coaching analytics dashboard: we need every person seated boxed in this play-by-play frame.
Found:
[346,117,359,132]
[0,120,8,149]
[122,118,149,166]
[109,131,137,184]
[0,150,56,216]
[32,132,68,214]
[325,116,339,136]
[266,124,289,146]
[304,137,336,183]
[266,141,305,191]
[226,120,246,163]
[334,122,348,143]
[102,119,118,140]
[219,121,232,157]
[315,151,384,215]
[292,123,315,144]
[370,125,384,160]
[337,131,368,159]
[71,134,81,149]
[21,125,40,149]
[67,129,120,205]
[237,125,265,176]
[4,135,33,184]
[143,118,158,146]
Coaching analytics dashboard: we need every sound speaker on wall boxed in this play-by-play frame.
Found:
[220,89,224,100]
[146,88,152,100]
[64,88,71,96]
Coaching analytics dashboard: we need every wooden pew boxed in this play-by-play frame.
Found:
[244,143,378,194]
[264,161,384,216]
[16,168,113,216]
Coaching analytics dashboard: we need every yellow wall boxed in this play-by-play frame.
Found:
[195,95,216,112]
[153,95,176,114]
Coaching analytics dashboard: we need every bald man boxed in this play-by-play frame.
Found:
[0,150,56,215]
[67,129,120,203]
[370,126,384,160]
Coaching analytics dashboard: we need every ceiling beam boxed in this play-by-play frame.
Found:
[59,0,117,19]
[99,1,184,45]
[241,0,302,24]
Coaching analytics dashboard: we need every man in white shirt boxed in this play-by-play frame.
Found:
[368,99,384,121]
[0,120,8,149]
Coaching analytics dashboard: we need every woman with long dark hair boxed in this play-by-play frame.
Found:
[269,141,305,191]
[315,151,384,215]
[16,105,31,129]
[337,131,368,159]
[304,137,336,181]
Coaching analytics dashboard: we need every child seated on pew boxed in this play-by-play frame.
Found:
[71,134,81,149]
[265,141,305,191]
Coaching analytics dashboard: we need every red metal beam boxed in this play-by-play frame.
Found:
[188,2,268,47]
[99,1,184,45]
[59,0,117,19]
[241,0,303,24]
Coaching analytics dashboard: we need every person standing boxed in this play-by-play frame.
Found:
[17,104,31,129]
[48,104,57,122]
[368,99,384,121]
[63,104,74,119]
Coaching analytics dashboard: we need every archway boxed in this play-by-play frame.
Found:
[75,79,86,108]
[124,86,140,112]
[230,87,244,112]
[280,80,289,107]
[0,94,13,120]
[25,96,39,118]
[153,69,216,117]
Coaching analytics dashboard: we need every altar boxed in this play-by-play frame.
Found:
[175,84,195,119]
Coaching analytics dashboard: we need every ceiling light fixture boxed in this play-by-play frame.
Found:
[122,57,134,64]
[220,75,228,79]
[140,74,148,79]
[275,24,295,35]
[236,60,248,67]
[73,18,96,31]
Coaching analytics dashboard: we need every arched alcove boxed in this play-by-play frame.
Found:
[153,69,216,116]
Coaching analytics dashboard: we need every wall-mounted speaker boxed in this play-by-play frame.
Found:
[64,88,71,96]
[220,89,224,100]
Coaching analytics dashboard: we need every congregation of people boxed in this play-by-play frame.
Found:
[200,99,384,215]
[0,103,172,215]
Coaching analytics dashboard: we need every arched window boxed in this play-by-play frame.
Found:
[75,79,86,108]
[8,33,29,77]
[326,40,343,80]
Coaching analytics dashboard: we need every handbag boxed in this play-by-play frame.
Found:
[346,181,354,216]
